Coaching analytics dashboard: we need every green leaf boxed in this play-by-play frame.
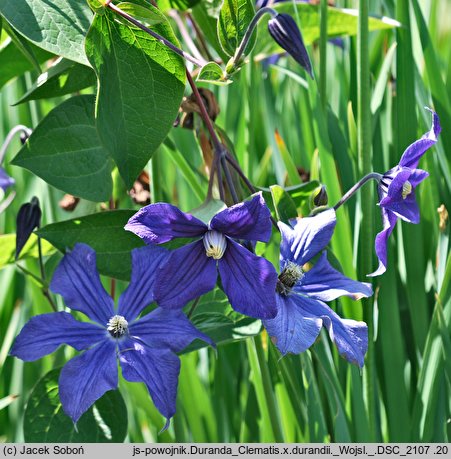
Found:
[87,0,108,15]
[85,6,186,188]
[116,2,165,26]
[15,59,97,105]
[270,185,298,224]
[184,289,262,352]
[274,130,302,186]
[192,0,229,62]
[190,199,226,223]
[255,4,399,57]
[218,0,257,58]
[0,38,53,90]
[371,42,397,115]
[197,62,231,85]
[157,0,201,12]
[2,20,44,73]
[36,210,145,281]
[24,369,127,442]
[11,95,113,202]
[0,234,55,270]
[0,0,93,65]
[260,181,319,218]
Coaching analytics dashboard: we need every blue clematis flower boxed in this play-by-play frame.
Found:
[263,209,372,367]
[0,167,14,192]
[10,243,213,429]
[369,108,441,276]
[125,193,278,319]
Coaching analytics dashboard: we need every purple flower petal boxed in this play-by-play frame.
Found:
[399,109,441,169]
[0,167,15,192]
[125,203,207,244]
[210,193,272,242]
[379,192,420,224]
[368,207,398,277]
[50,244,114,325]
[299,297,368,367]
[154,240,217,309]
[263,294,323,355]
[10,312,105,361]
[119,338,180,430]
[118,245,169,321]
[129,308,215,352]
[218,239,278,319]
[59,340,118,423]
[280,209,336,266]
[296,252,373,301]
[409,169,429,187]
[385,167,412,198]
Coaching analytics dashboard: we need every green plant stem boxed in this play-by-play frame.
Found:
[357,0,376,440]
[333,172,382,210]
[185,70,239,203]
[232,7,277,67]
[185,12,215,62]
[36,236,58,312]
[253,336,284,442]
[0,125,31,164]
[319,0,328,110]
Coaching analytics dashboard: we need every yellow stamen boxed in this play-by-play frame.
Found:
[203,230,227,260]
[402,181,412,199]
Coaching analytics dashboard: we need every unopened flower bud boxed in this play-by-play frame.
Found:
[267,13,313,78]
[309,185,328,210]
[16,197,41,259]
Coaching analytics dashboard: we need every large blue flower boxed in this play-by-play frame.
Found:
[125,193,278,319]
[369,108,441,276]
[10,243,213,429]
[263,209,372,367]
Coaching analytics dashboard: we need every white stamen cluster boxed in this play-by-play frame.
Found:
[402,180,412,199]
[276,261,304,296]
[107,315,128,338]
[203,230,227,260]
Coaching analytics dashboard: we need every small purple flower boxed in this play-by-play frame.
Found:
[0,167,14,192]
[369,108,441,277]
[263,209,372,367]
[125,193,278,319]
[10,243,213,429]
[267,13,313,77]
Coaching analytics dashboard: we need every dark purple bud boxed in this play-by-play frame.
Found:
[268,13,313,78]
[16,197,42,259]
[19,131,30,145]
[310,184,328,209]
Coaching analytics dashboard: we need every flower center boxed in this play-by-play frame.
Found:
[107,315,128,338]
[203,230,227,260]
[276,261,304,296]
[402,180,412,199]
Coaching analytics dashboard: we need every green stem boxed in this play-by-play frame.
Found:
[319,0,328,110]
[333,172,382,210]
[253,336,284,442]
[357,0,376,440]
[231,7,277,68]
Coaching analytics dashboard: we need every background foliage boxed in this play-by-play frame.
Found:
[0,0,450,443]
